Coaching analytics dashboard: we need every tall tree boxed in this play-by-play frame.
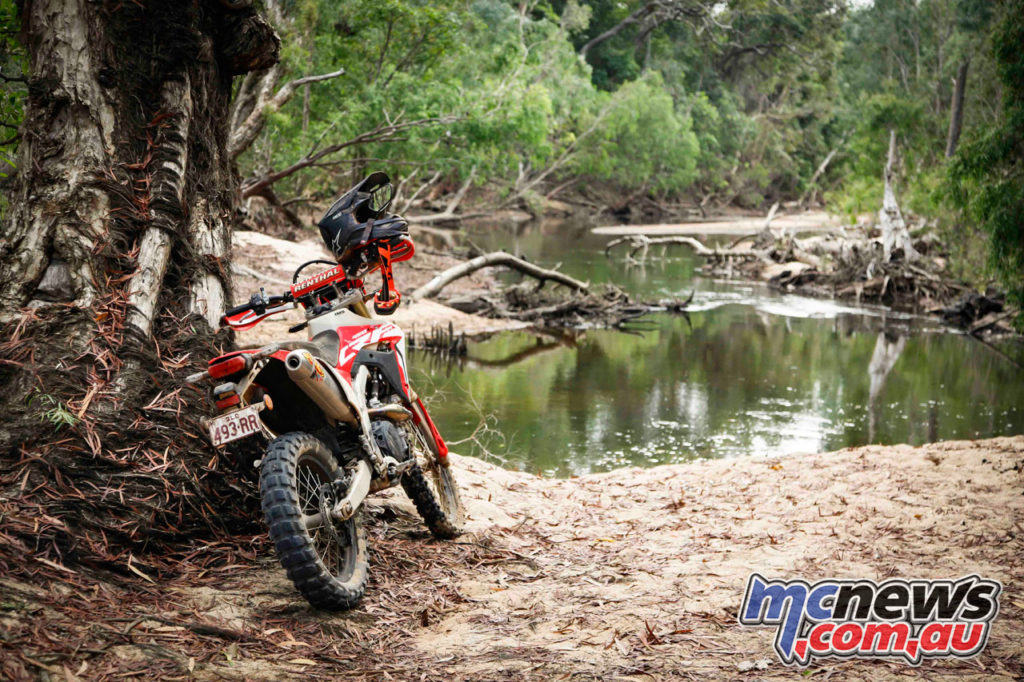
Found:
[949,0,1024,321]
[944,59,969,157]
[0,0,279,572]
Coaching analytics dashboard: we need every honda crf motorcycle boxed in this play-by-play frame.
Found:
[188,172,463,610]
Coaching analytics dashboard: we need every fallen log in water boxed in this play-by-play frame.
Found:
[447,284,694,329]
[604,234,767,262]
[603,226,997,319]
[407,249,691,328]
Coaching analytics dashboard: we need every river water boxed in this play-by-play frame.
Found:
[409,220,1024,476]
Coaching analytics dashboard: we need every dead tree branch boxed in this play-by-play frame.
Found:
[579,1,709,58]
[407,166,478,224]
[411,252,589,301]
[240,114,458,199]
[399,169,441,214]
[879,130,918,262]
[228,67,345,159]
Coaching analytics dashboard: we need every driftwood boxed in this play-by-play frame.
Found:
[441,281,693,330]
[604,218,974,314]
[605,235,771,268]
[411,252,589,301]
[879,130,919,262]
[606,235,711,258]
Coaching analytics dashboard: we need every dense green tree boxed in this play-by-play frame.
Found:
[948,0,1024,317]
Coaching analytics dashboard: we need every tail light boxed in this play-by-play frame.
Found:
[209,354,249,379]
[214,383,240,412]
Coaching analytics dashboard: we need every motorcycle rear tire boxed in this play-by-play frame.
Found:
[260,432,368,610]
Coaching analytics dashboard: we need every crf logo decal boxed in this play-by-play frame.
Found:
[338,324,402,368]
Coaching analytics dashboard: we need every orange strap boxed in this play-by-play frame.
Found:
[374,243,401,315]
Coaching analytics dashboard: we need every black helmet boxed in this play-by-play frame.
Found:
[318,172,408,262]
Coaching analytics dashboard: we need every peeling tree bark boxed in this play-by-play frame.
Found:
[125,77,192,337]
[0,0,281,566]
[2,1,278,325]
[0,0,117,312]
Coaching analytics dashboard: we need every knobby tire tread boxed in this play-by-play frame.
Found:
[260,432,368,610]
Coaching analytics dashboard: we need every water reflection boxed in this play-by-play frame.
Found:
[409,219,1024,477]
[411,303,1024,477]
[867,333,906,442]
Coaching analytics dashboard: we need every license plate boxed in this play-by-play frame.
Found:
[209,404,262,446]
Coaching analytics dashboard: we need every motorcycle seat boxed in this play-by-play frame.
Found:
[278,330,340,366]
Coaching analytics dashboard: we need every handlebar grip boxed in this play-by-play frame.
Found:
[223,302,253,317]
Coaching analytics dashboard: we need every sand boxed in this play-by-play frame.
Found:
[6,437,1020,680]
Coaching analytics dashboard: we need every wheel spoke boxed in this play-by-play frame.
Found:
[293,458,351,575]
[261,433,367,609]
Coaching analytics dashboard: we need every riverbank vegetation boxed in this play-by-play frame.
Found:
[1,1,1021,315]
[0,7,984,293]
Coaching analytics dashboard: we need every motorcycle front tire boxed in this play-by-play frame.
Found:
[260,432,368,610]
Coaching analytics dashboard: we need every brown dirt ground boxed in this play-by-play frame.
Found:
[3,436,1022,680]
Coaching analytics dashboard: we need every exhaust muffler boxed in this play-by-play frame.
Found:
[284,349,358,425]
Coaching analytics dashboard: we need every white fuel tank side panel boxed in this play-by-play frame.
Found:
[307,307,384,338]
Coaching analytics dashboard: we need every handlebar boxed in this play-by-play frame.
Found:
[219,266,355,330]
[221,289,294,321]
[222,236,413,330]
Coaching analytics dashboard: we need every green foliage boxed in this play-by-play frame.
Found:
[28,392,79,431]
[0,0,24,219]
[573,73,698,194]
[0,0,25,174]
[246,0,859,209]
[948,0,1024,314]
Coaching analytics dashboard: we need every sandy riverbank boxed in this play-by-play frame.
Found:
[3,437,1021,680]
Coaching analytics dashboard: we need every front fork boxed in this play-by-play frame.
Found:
[311,377,448,529]
[411,396,449,465]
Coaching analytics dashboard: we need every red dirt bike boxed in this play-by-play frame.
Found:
[187,172,463,610]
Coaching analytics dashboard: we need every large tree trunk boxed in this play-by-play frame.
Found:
[945,60,969,158]
[0,0,278,575]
